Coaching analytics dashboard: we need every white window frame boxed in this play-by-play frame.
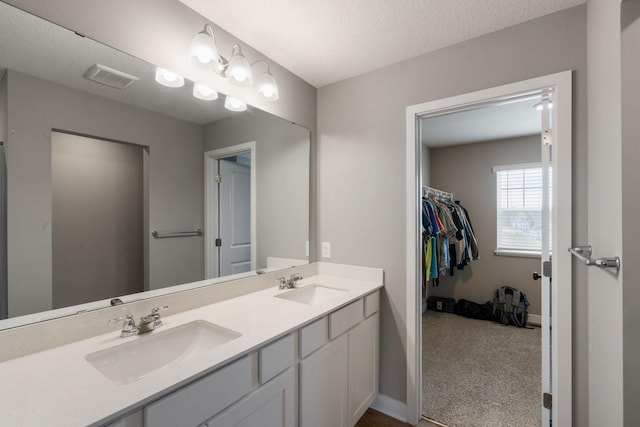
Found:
[493,162,547,258]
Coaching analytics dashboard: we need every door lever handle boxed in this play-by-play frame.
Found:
[533,272,542,281]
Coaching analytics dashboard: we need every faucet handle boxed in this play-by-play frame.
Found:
[276,277,287,289]
[151,305,170,316]
[109,313,134,324]
[150,305,170,327]
[109,314,138,337]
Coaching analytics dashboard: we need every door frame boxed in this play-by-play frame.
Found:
[405,71,573,425]
[204,141,257,279]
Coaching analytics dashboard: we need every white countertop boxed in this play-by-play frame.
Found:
[0,274,382,427]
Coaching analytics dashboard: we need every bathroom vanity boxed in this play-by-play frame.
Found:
[0,263,383,427]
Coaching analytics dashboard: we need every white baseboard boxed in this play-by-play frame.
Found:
[528,314,542,326]
[370,394,408,423]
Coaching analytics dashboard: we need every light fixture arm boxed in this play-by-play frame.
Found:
[203,23,215,38]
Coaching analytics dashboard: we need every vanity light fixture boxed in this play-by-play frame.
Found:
[193,83,219,101]
[190,24,280,102]
[224,95,247,112]
[155,67,185,88]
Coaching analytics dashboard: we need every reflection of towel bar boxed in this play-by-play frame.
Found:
[568,245,620,271]
[152,229,202,239]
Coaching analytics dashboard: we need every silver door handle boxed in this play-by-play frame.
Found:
[568,245,620,271]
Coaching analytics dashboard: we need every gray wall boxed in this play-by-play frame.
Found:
[204,113,310,267]
[621,1,640,424]
[427,136,541,315]
[317,5,588,422]
[5,70,204,317]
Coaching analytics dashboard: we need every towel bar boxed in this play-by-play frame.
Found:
[568,245,620,271]
[152,229,202,239]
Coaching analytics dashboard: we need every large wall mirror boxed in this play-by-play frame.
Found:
[0,1,310,329]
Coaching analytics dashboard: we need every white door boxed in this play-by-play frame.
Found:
[539,96,553,426]
[219,158,252,276]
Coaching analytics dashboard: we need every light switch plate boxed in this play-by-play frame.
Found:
[321,242,331,258]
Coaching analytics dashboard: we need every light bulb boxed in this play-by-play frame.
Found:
[189,26,219,67]
[226,48,253,87]
[257,71,279,101]
[193,83,218,101]
[224,96,247,112]
[155,67,184,88]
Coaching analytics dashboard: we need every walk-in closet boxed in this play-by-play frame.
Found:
[420,94,552,427]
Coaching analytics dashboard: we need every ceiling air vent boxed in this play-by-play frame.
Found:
[83,64,139,90]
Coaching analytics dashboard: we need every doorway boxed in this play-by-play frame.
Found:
[405,72,573,426]
[420,96,546,426]
[204,142,256,279]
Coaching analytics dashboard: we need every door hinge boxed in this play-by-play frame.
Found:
[543,392,552,409]
[214,174,222,183]
[543,261,552,278]
[215,238,222,247]
[542,129,552,146]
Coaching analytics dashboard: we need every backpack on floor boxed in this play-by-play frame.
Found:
[492,286,529,327]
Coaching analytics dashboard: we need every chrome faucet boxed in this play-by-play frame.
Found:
[109,305,170,337]
[277,274,303,289]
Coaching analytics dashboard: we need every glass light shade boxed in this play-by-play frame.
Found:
[193,83,218,101]
[226,52,253,86]
[190,30,219,66]
[224,95,247,112]
[155,67,184,88]
[257,71,279,101]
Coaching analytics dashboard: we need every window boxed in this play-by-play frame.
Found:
[494,163,551,256]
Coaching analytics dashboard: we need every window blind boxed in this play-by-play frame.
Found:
[494,164,551,255]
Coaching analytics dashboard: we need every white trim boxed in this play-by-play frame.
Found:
[494,250,541,258]
[405,71,573,426]
[204,142,257,279]
[528,314,543,326]
[370,394,408,423]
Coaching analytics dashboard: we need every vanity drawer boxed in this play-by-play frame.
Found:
[299,316,329,358]
[259,333,295,384]
[329,299,364,339]
[364,291,380,317]
[144,354,258,427]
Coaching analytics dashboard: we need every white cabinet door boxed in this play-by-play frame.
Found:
[300,333,349,427]
[348,313,379,426]
[207,368,295,427]
[107,410,143,427]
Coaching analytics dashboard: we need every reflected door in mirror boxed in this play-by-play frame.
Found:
[52,132,144,308]
[218,157,251,276]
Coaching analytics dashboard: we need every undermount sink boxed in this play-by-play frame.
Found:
[85,320,241,385]
[275,284,347,305]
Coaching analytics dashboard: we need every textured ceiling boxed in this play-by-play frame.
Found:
[421,97,542,147]
[179,0,585,88]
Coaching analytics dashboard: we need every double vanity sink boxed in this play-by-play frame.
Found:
[86,284,348,386]
[0,265,383,426]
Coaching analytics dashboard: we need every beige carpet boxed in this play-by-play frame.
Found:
[422,310,541,427]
